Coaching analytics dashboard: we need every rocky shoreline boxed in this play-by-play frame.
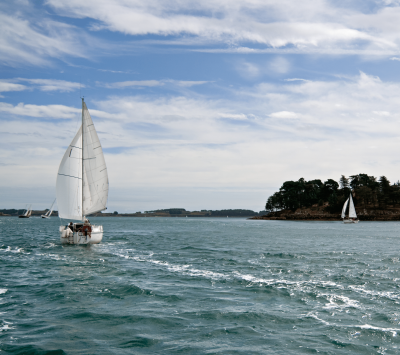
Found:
[249,206,400,221]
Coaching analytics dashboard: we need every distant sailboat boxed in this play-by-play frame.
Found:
[57,98,109,244]
[19,204,32,218]
[41,199,56,219]
[342,193,359,224]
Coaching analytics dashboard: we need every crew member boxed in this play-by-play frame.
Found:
[82,219,92,238]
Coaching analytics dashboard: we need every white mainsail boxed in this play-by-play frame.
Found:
[82,102,109,216]
[56,99,109,221]
[348,194,357,218]
[341,198,349,219]
[56,127,82,220]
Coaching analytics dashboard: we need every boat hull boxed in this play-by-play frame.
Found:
[41,215,50,219]
[59,225,103,244]
[343,219,359,224]
[18,215,30,218]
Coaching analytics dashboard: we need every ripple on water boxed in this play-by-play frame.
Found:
[1,218,400,353]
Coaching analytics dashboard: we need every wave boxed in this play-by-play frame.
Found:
[0,321,14,332]
[0,246,29,254]
[306,312,400,337]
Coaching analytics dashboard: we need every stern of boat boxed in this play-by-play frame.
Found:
[343,219,359,224]
[60,225,103,244]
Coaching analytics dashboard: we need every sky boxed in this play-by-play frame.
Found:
[2,0,400,213]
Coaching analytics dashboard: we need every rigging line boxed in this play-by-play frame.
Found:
[58,173,82,180]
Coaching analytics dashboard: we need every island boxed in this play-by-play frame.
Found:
[0,208,266,218]
[250,173,400,221]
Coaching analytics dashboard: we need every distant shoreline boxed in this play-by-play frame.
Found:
[0,208,266,218]
[249,206,400,221]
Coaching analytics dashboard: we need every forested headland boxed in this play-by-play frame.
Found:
[253,174,400,221]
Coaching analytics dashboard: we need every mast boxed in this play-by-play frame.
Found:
[81,97,84,220]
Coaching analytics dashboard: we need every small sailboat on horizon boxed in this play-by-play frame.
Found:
[19,204,32,218]
[57,98,109,244]
[342,193,359,224]
[41,199,56,219]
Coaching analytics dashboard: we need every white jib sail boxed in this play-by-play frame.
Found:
[56,127,83,220]
[341,198,349,219]
[82,102,109,216]
[24,204,31,216]
[47,198,56,217]
[348,194,357,218]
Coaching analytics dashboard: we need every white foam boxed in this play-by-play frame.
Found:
[305,312,331,326]
[37,253,63,261]
[182,267,226,280]
[44,243,56,249]
[233,272,275,285]
[348,285,400,301]
[320,294,360,310]
[304,313,399,338]
[111,247,228,280]
[1,246,29,254]
[0,289,7,294]
[357,324,399,337]
[0,322,14,332]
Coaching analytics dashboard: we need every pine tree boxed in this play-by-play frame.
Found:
[339,175,349,189]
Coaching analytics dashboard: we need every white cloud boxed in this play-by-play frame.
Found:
[0,81,27,92]
[3,71,400,210]
[268,57,290,74]
[46,0,400,54]
[174,80,209,87]
[18,78,82,92]
[0,81,27,97]
[101,80,164,88]
[0,102,79,118]
[269,111,298,119]
[99,80,209,89]
[237,61,261,79]
[285,78,310,82]
[0,10,92,66]
[373,111,391,116]
[0,78,82,94]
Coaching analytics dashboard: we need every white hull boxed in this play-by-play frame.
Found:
[59,225,103,244]
[343,219,359,224]
[41,215,50,219]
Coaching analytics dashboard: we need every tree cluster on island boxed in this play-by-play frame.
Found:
[265,174,400,213]
[144,208,265,217]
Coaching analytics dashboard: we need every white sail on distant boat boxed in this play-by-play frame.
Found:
[57,98,109,244]
[19,204,32,218]
[342,193,359,224]
[41,199,56,219]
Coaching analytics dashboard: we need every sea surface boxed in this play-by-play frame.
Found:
[1,217,400,354]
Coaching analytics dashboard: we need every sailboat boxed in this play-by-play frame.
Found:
[341,193,359,224]
[19,204,32,218]
[56,98,109,244]
[41,199,56,218]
